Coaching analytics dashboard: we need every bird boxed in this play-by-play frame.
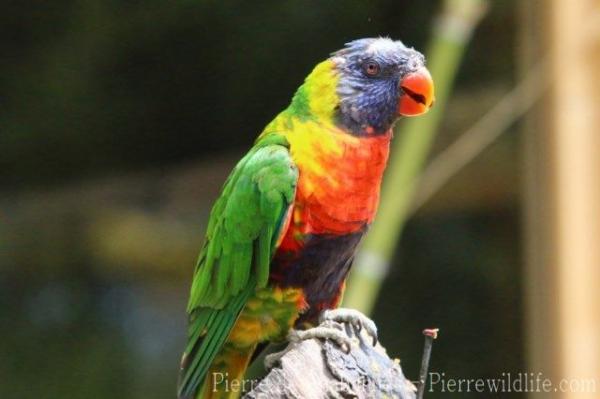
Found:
[177,37,434,399]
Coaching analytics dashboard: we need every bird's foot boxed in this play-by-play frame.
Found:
[320,308,378,346]
[264,309,377,370]
[289,324,353,352]
[264,324,353,370]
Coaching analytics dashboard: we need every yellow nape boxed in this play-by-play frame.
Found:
[257,59,340,142]
[304,59,339,121]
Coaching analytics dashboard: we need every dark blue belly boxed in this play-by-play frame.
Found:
[269,229,366,324]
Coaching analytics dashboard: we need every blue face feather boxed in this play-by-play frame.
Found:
[331,38,427,136]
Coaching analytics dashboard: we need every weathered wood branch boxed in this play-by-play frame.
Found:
[244,313,418,399]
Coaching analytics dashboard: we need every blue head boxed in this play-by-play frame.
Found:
[331,37,434,136]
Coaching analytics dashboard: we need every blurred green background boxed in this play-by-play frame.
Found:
[1,1,522,398]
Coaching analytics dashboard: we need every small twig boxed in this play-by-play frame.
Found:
[416,328,439,399]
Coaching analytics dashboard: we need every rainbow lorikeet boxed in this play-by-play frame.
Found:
[178,37,434,399]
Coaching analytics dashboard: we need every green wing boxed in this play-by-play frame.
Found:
[178,135,298,398]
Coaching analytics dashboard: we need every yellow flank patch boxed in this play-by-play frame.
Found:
[225,287,303,349]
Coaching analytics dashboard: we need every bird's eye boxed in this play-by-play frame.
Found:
[363,61,381,77]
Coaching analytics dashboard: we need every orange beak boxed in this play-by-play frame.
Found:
[398,67,435,117]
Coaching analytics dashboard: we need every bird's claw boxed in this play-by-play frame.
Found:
[264,349,288,370]
[320,308,378,346]
[263,309,376,370]
[264,324,353,370]
[290,325,353,353]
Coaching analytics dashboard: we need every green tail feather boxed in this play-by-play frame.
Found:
[178,285,253,399]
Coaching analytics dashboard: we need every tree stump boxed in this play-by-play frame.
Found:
[244,313,417,399]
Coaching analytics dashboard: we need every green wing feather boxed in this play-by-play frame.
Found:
[178,135,298,399]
